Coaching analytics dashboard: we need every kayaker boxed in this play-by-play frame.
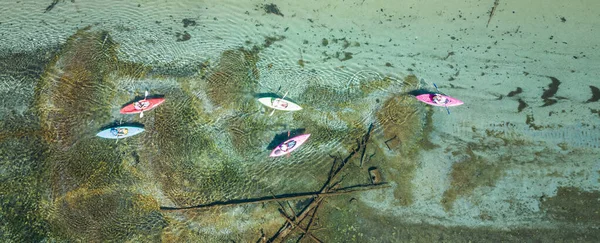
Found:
[280,140,297,152]
[134,100,150,110]
[111,128,129,136]
[272,98,289,109]
[432,94,447,104]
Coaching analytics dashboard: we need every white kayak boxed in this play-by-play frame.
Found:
[96,126,145,139]
[257,97,302,111]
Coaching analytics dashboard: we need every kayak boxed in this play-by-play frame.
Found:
[120,97,165,114]
[270,134,311,157]
[258,97,302,111]
[96,126,144,139]
[415,94,463,107]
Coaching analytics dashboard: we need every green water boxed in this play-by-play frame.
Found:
[1,0,599,242]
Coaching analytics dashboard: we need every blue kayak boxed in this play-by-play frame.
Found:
[96,126,144,139]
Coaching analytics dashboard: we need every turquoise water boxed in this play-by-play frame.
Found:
[1,0,599,242]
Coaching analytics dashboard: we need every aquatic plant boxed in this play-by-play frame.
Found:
[34,27,116,147]
[373,75,427,206]
[48,188,165,241]
[24,27,168,241]
[301,83,361,110]
[541,187,600,223]
[0,135,48,242]
[139,85,251,207]
[0,46,56,241]
[225,113,272,156]
[359,76,394,94]
[205,48,260,111]
[2,21,447,241]
[441,145,503,211]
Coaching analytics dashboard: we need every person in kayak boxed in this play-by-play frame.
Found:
[272,98,289,109]
[134,100,151,110]
[279,140,297,152]
[432,94,448,104]
[111,128,129,137]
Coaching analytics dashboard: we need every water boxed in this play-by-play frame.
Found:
[1,0,599,242]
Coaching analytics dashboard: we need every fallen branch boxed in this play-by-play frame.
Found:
[278,209,323,243]
[384,135,397,150]
[160,184,389,211]
[269,124,377,242]
[359,123,374,167]
[299,199,324,242]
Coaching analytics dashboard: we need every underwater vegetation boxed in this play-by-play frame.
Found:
[0,46,55,242]
[34,27,117,148]
[0,135,48,241]
[374,75,427,206]
[205,48,260,112]
[1,22,432,241]
[19,28,167,241]
[142,87,248,207]
[441,144,503,211]
[541,187,600,224]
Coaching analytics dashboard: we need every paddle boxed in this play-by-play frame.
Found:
[269,91,289,116]
[433,83,450,115]
[286,130,291,158]
[115,119,122,144]
[140,91,149,118]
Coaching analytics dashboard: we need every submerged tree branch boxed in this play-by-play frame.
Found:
[159,183,389,211]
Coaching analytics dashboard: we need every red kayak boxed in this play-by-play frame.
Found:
[120,97,165,114]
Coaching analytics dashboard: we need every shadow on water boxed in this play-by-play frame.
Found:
[98,121,145,131]
[255,92,300,103]
[266,128,306,149]
[255,92,280,98]
[407,89,435,96]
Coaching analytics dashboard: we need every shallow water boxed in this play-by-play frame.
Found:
[1,0,599,242]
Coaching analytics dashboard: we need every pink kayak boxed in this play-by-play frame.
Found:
[270,134,311,157]
[416,94,463,107]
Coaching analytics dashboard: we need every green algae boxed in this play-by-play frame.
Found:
[359,76,394,94]
[34,28,117,147]
[0,49,52,117]
[22,28,168,241]
[3,25,449,241]
[0,136,48,242]
[302,83,360,109]
[376,94,424,154]
[403,74,420,87]
[441,144,503,211]
[49,189,165,241]
[205,48,260,111]
[293,111,358,151]
[139,85,251,207]
[417,107,438,150]
[541,187,600,223]
[374,92,426,206]
[116,60,152,79]
[143,89,225,206]
[0,47,55,242]
[322,195,600,242]
[226,113,271,156]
